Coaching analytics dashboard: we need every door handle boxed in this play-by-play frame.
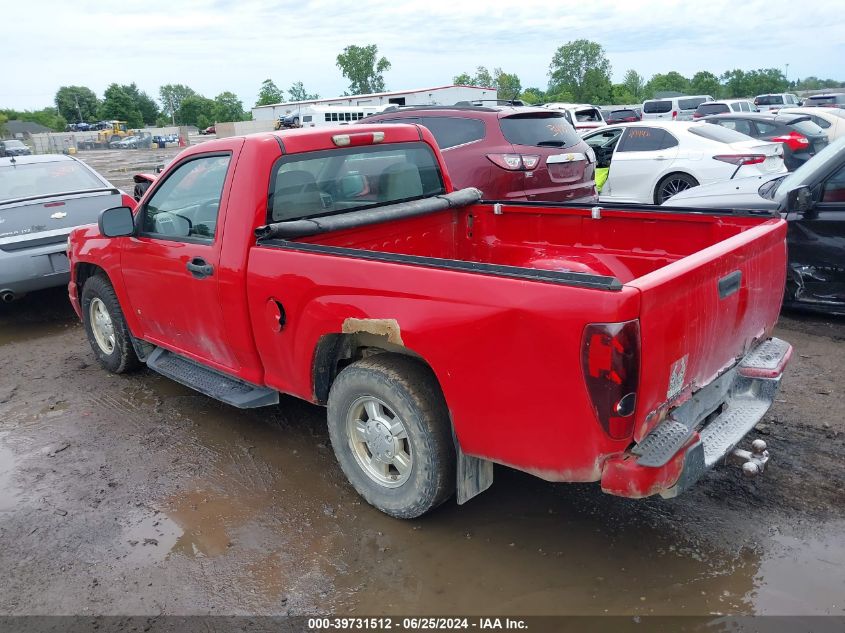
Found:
[655,155,669,160]
[186,257,214,279]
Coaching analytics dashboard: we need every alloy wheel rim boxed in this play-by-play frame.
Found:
[661,178,693,201]
[346,396,412,488]
[89,298,116,355]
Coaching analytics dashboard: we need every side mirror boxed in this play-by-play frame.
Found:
[98,206,135,237]
[786,186,815,215]
[154,164,165,174]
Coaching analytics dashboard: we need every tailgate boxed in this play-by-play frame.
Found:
[627,218,787,442]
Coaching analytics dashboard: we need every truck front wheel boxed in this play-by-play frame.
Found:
[327,354,455,518]
[81,274,141,374]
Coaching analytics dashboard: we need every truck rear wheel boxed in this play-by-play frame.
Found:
[81,274,141,374]
[327,354,455,518]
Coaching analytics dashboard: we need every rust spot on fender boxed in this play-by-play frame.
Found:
[342,318,404,346]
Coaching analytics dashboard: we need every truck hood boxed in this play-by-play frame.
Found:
[663,174,783,210]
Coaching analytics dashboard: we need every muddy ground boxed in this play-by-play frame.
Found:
[0,289,843,617]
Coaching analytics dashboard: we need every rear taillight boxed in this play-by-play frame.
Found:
[713,154,766,166]
[692,112,702,119]
[772,131,810,152]
[486,153,541,171]
[581,320,640,440]
[672,110,678,119]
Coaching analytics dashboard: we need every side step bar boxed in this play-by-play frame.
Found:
[145,348,279,409]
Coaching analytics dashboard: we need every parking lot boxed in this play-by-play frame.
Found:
[0,286,842,616]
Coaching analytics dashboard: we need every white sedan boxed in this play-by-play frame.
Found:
[778,107,845,143]
[583,121,787,204]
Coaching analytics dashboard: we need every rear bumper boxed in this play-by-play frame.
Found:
[601,337,792,499]
[0,241,71,296]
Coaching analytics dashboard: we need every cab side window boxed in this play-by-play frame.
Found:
[141,154,230,241]
[617,127,672,152]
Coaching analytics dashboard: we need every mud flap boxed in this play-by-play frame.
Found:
[455,440,494,505]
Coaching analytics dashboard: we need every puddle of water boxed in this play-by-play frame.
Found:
[0,433,22,512]
[111,369,845,615]
[749,524,845,614]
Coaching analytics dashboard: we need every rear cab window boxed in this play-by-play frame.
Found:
[499,112,580,148]
[268,142,445,222]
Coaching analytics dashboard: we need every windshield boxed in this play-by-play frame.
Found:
[643,100,672,114]
[772,135,845,203]
[0,160,105,201]
[4,140,26,148]
[499,112,580,148]
[756,95,784,105]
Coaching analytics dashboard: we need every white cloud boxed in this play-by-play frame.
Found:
[2,0,844,110]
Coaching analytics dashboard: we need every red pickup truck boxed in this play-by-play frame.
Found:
[67,124,792,518]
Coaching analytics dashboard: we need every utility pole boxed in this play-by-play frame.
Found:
[169,94,176,125]
[74,94,83,123]
[785,63,790,84]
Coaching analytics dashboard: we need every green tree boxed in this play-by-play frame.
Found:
[54,86,100,123]
[336,44,391,95]
[256,79,284,106]
[212,91,247,123]
[177,95,215,127]
[720,69,748,98]
[119,83,159,125]
[610,84,636,104]
[621,69,645,101]
[689,71,720,97]
[2,108,66,131]
[548,39,612,103]
[288,81,320,102]
[645,71,690,97]
[0,112,6,136]
[494,69,522,100]
[518,87,546,104]
[453,72,473,85]
[453,66,494,88]
[99,84,143,128]
[744,69,788,96]
[159,84,197,122]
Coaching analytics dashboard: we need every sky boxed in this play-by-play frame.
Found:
[4,0,844,112]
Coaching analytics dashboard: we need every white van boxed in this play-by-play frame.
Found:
[276,105,384,129]
[641,95,714,121]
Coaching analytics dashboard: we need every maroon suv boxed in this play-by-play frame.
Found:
[360,105,597,202]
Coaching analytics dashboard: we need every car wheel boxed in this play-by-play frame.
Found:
[326,354,456,519]
[81,274,141,374]
[655,173,699,204]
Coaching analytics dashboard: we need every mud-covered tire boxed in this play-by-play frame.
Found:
[81,274,141,374]
[327,354,456,519]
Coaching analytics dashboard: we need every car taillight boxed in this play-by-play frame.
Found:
[581,320,640,440]
[672,110,678,119]
[713,154,766,166]
[486,153,541,171]
[772,131,810,152]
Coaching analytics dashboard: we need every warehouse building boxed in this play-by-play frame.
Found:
[251,84,498,121]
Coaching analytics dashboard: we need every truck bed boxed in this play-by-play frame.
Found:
[296,202,773,285]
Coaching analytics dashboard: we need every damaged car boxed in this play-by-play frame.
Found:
[663,135,845,315]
